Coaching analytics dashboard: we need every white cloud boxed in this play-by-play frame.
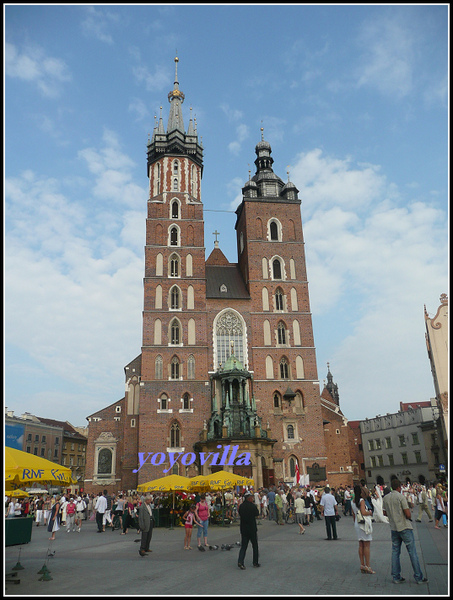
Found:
[220,104,250,155]
[292,149,386,213]
[5,131,147,418]
[355,17,415,98]
[132,64,170,93]
[293,147,447,418]
[78,129,144,208]
[5,42,71,98]
[81,6,119,44]
[129,97,149,122]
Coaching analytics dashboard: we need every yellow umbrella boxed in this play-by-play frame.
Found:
[137,474,193,529]
[5,447,76,489]
[137,474,191,493]
[189,470,254,527]
[189,470,254,491]
[9,489,30,498]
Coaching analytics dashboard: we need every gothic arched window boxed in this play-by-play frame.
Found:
[169,253,180,277]
[275,288,284,311]
[170,286,180,310]
[183,393,190,410]
[270,221,278,240]
[170,320,181,345]
[160,394,168,411]
[171,356,180,379]
[287,424,295,439]
[171,200,180,219]
[170,226,179,246]
[187,355,195,380]
[155,355,163,379]
[214,309,247,368]
[277,322,287,345]
[280,357,289,380]
[170,422,181,448]
[272,258,282,280]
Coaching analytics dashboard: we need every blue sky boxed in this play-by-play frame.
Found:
[5,4,448,427]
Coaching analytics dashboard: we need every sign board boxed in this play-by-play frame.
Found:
[306,462,326,482]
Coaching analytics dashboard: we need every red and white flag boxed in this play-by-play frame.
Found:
[295,462,300,485]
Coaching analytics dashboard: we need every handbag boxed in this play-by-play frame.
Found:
[356,510,365,523]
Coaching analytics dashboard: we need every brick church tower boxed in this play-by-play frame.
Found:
[85,58,328,492]
[137,57,212,484]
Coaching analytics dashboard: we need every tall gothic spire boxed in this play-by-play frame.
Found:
[167,56,185,134]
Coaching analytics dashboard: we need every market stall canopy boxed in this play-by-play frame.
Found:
[136,474,192,493]
[189,470,254,491]
[5,447,76,490]
[9,489,30,498]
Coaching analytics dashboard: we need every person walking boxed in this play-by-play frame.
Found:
[344,486,352,516]
[294,492,306,534]
[75,496,87,531]
[352,484,375,574]
[103,490,113,531]
[43,495,51,526]
[47,495,61,541]
[434,484,447,529]
[138,495,154,557]
[65,497,77,533]
[113,494,124,531]
[95,491,107,533]
[121,496,134,535]
[34,495,44,526]
[267,488,276,521]
[195,494,210,550]
[182,504,201,550]
[415,485,433,523]
[302,488,313,526]
[320,487,339,540]
[260,491,268,519]
[275,490,284,525]
[382,478,428,585]
[237,491,260,570]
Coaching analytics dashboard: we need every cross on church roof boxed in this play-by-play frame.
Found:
[213,230,220,247]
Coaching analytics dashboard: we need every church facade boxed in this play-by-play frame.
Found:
[84,59,330,493]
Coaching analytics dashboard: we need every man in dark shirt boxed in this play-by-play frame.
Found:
[238,491,260,570]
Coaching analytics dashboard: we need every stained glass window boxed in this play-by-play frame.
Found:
[215,310,246,367]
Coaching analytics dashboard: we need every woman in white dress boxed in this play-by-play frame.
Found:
[371,485,389,523]
[352,485,375,574]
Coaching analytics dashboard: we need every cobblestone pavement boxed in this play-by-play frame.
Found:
[5,514,449,596]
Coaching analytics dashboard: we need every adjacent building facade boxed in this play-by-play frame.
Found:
[320,365,364,489]
[5,410,88,492]
[360,401,445,485]
[424,293,448,471]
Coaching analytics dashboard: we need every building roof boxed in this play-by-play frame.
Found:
[206,245,230,266]
[399,401,432,412]
[205,264,250,299]
[37,417,87,439]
